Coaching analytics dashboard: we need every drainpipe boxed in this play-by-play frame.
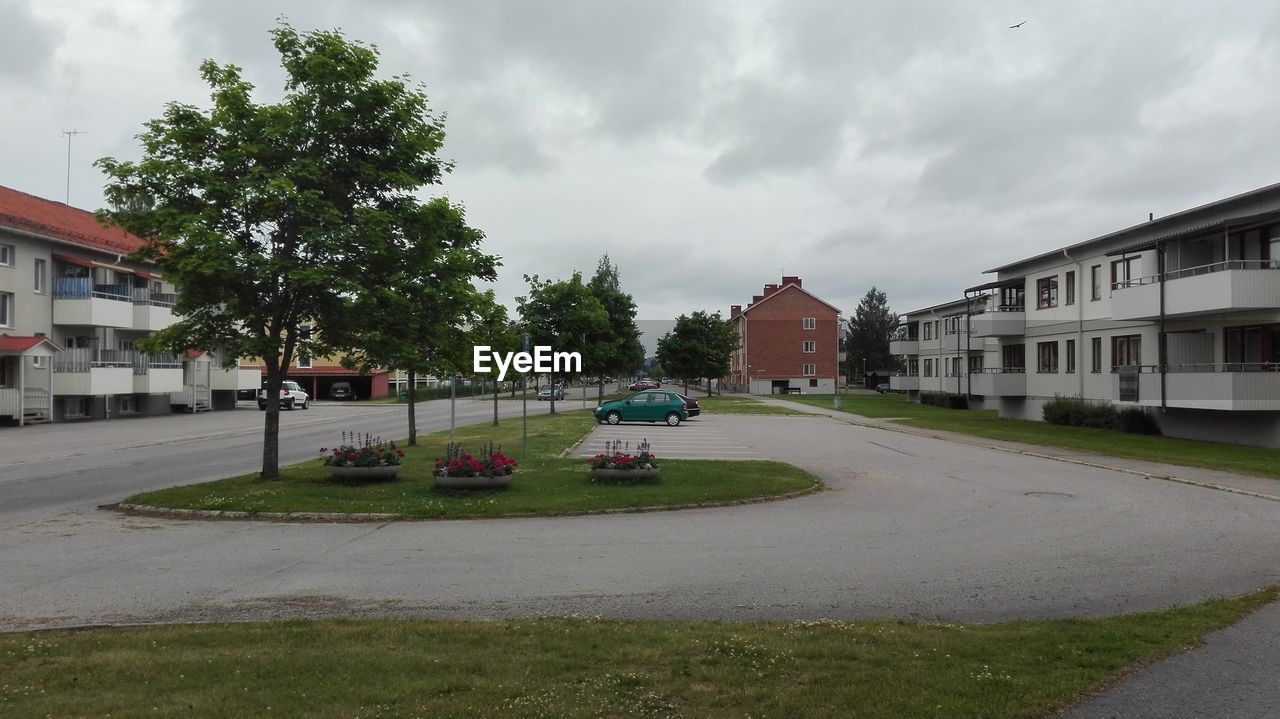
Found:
[1063,249,1084,398]
[1158,240,1167,412]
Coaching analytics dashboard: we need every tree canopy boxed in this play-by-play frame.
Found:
[656,311,736,393]
[97,23,484,477]
[845,287,899,382]
[586,254,645,399]
[516,272,610,412]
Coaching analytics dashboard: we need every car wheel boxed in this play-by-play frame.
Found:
[665,412,681,426]
[285,398,295,411]
[299,398,308,410]
[606,411,622,425]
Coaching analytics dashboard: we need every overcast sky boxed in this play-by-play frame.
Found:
[4,0,1279,343]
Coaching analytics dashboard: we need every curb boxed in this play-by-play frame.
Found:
[103,481,824,524]
[559,423,599,458]
[766,399,1280,504]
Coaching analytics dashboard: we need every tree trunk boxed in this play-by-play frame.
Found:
[548,373,556,415]
[597,377,604,404]
[407,369,418,446]
[683,378,689,395]
[707,376,713,396]
[260,361,283,480]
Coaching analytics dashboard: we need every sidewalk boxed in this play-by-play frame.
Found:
[757,395,1280,502]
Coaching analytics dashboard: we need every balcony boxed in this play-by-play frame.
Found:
[132,353,184,394]
[52,277,134,328]
[132,288,178,331]
[968,368,1026,397]
[1113,364,1280,410]
[889,375,919,392]
[942,332,985,353]
[1111,261,1280,321]
[52,348,134,396]
[970,306,1025,337]
[889,339,919,355]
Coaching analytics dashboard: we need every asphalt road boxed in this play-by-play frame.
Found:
[2,412,1278,631]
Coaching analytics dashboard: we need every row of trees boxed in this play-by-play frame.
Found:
[97,24,654,479]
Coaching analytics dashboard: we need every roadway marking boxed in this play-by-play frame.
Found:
[578,417,766,460]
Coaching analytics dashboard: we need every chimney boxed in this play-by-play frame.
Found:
[763,283,780,296]
[752,294,764,304]
[1148,212,1154,221]
[781,275,801,288]
[731,304,742,318]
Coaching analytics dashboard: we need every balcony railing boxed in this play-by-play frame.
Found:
[974,304,1025,314]
[131,352,183,375]
[1116,259,1280,289]
[52,277,133,302]
[974,367,1026,374]
[53,348,136,373]
[132,287,178,308]
[1119,362,1280,374]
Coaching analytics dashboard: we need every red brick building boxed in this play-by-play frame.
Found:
[728,276,841,395]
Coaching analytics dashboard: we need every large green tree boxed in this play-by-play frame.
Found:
[845,287,899,384]
[98,24,465,478]
[656,311,735,395]
[586,254,645,401]
[516,272,609,414]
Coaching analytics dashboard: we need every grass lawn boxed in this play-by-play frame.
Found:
[124,409,819,519]
[784,393,1280,481]
[699,395,808,416]
[2,589,1273,718]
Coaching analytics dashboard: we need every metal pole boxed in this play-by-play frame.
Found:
[449,374,456,437]
[522,333,529,459]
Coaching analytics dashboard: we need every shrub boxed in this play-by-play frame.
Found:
[434,441,518,478]
[1116,407,1162,435]
[920,392,969,409]
[319,432,404,467]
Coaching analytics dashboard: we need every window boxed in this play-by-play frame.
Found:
[1111,335,1141,371]
[908,358,919,376]
[802,317,816,330]
[34,258,46,294]
[1000,285,1025,310]
[968,355,984,373]
[1091,337,1102,372]
[923,359,933,377]
[802,340,816,353]
[1002,344,1025,371]
[0,292,12,327]
[1037,341,1059,373]
[1224,325,1280,367]
[922,322,932,341]
[64,397,87,418]
[949,357,962,376]
[809,378,818,388]
[0,244,12,266]
[297,353,312,369]
[1066,339,1076,373]
[1091,265,1102,300]
[117,395,136,414]
[0,357,13,388]
[32,355,47,369]
[1110,257,1140,290]
[802,363,816,376]
[1036,276,1058,309]
[1065,271,1075,305]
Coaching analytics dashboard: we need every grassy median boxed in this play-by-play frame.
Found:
[2,588,1273,718]
[697,395,808,416]
[784,393,1280,481]
[123,410,819,519]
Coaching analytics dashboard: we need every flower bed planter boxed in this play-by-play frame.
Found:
[590,467,660,484]
[435,474,512,490]
[326,465,402,482]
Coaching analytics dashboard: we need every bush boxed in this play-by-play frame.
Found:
[1042,395,1158,434]
[920,392,969,410]
[1116,407,1162,435]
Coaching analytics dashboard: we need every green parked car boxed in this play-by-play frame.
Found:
[594,391,689,426]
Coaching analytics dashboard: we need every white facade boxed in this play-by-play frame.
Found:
[897,182,1280,447]
[0,189,248,425]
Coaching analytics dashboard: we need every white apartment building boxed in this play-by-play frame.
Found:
[0,185,257,426]
[891,181,1280,447]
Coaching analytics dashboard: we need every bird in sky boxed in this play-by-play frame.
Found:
[1009,20,1028,28]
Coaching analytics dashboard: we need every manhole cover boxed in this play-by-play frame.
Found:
[1024,491,1075,498]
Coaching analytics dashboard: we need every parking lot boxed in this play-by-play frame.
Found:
[577,414,767,460]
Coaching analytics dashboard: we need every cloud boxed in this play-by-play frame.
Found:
[0,0,63,82]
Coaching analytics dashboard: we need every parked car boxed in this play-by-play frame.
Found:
[258,380,310,410]
[329,381,356,400]
[875,383,891,394]
[538,385,565,401]
[674,393,701,417]
[628,379,661,391]
[594,390,688,426]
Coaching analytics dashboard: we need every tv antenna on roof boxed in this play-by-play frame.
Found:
[60,129,87,204]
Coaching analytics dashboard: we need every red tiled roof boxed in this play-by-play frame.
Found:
[0,185,145,254]
[240,366,389,377]
[0,334,62,353]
